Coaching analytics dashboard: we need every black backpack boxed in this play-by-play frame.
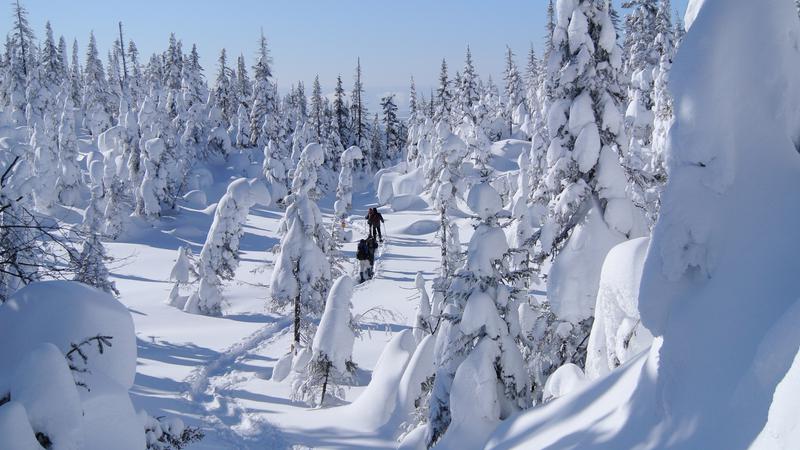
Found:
[357,240,369,260]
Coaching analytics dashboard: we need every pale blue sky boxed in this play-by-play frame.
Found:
[9,0,689,111]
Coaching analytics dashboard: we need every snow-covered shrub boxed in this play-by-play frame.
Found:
[140,412,204,450]
[185,178,271,315]
[292,275,357,407]
[168,246,196,309]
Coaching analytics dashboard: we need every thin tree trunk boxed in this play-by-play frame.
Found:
[293,295,301,352]
[320,362,330,406]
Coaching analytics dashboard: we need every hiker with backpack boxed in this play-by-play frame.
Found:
[366,208,385,242]
[356,236,379,283]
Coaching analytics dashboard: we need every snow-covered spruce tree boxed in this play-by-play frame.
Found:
[428,122,467,210]
[74,186,119,296]
[29,22,62,128]
[234,54,252,108]
[137,137,169,218]
[309,75,324,142]
[426,183,530,447]
[186,178,270,315]
[332,74,350,146]
[508,151,536,284]
[333,145,363,221]
[235,103,250,148]
[56,97,82,207]
[290,120,314,167]
[329,145,363,275]
[270,143,332,350]
[206,103,232,160]
[380,94,403,166]
[458,114,492,179]
[263,140,289,205]
[434,59,452,124]
[30,121,60,213]
[645,0,676,225]
[350,58,369,155]
[503,46,525,137]
[181,44,207,109]
[529,0,645,401]
[82,31,112,137]
[292,275,357,407]
[456,46,480,122]
[212,49,235,126]
[622,0,669,225]
[249,31,278,148]
[4,0,35,125]
[368,113,383,170]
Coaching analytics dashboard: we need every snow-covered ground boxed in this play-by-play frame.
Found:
[109,163,452,448]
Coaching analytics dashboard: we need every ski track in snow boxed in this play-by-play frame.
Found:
[182,317,292,446]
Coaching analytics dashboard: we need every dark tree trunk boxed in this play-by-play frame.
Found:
[293,295,301,352]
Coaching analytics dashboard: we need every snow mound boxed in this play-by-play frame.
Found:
[0,402,40,450]
[467,183,502,220]
[585,237,653,380]
[390,194,428,212]
[377,168,426,205]
[0,281,137,389]
[396,219,440,236]
[547,198,625,324]
[0,281,143,450]
[312,275,356,374]
[542,363,588,402]
[181,189,208,208]
[343,329,416,430]
[489,139,530,171]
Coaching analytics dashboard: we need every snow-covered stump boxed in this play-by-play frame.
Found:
[185,178,271,316]
[292,275,357,407]
[426,183,530,448]
[270,143,332,350]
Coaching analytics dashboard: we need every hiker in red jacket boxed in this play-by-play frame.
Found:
[366,208,385,242]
